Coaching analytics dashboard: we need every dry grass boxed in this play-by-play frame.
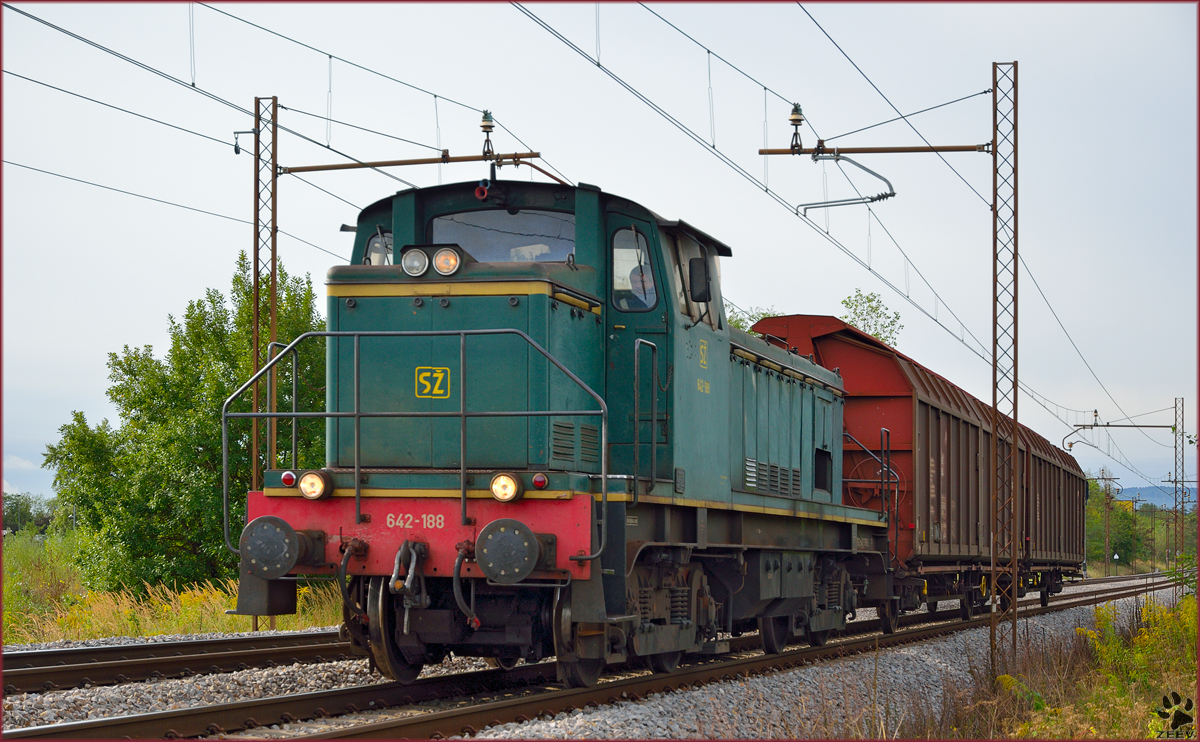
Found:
[3,530,343,645]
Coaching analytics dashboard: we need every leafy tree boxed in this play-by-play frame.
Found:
[840,288,903,347]
[724,301,779,336]
[43,254,324,590]
[2,492,55,533]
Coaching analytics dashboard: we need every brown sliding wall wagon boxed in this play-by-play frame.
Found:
[753,314,1087,614]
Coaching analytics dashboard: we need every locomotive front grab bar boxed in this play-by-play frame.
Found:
[221,328,610,565]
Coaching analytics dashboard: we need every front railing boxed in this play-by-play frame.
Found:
[221,328,610,563]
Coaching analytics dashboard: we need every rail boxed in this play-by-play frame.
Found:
[221,329,609,563]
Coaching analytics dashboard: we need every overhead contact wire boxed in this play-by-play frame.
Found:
[195,2,574,186]
[3,160,347,261]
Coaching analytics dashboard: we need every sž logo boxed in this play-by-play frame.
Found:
[415,367,451,398]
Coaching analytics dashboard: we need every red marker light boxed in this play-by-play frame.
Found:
[532,473,548,490]
[281,471,297,487]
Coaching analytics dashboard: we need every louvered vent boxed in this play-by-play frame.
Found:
[579,424,599,463]
[744,458,758,489]
[769,465,781,493]
[551,421,575,462]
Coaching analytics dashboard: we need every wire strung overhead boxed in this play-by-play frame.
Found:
[195,2,574,187]
[4,160,347,261]
[4,3,420,190]
[795,2,1171,453]
[518,3,1174,491]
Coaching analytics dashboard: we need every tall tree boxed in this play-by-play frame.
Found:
[840,288,903,347]
[43,254,324,590]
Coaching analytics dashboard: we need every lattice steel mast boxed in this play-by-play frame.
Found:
[251,97,279,492]
[989,61,1019,673]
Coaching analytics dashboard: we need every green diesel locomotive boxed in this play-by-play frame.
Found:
[225,177,931,686]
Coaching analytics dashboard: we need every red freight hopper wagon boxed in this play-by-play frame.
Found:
[752,314,1086,614]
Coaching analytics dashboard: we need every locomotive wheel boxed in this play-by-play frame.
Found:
[758,615,790,654]
[553,587,605,688]
[647,650,683,674]
[960,593,976,621]
[878,602,898,634]
[1039,589,1050,608]
[807,628,830,647]
[926,600,940,617]
[561,658,605,688]
[484,657,521,670]
[366,576,424,683]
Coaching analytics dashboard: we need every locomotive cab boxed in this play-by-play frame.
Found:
[228,178,893,687]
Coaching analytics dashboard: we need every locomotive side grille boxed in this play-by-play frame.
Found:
[780,467,792,496]
[757,462,770,492]
[744,458,758,489]
[792,469,803,495]
[579,424,599,463]
[769,465,781,493]
[551,421,575,462]
[669,587,689,624]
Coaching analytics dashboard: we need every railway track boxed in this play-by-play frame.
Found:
[2,631,345,694]
[4,576,1175,740]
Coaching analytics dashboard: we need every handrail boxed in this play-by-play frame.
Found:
[265,341,299,470]
[842,427,897,565]
[632,338,658,508]
[221,329,609,564]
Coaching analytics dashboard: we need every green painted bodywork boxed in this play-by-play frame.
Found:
[323,180,882,532]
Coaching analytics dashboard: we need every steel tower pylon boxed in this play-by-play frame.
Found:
[989,61,1019,674]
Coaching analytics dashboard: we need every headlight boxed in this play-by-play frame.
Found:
[401,249,429,277]
[433,247,460,276]
[490,472,524,503]
[298,470,335,500]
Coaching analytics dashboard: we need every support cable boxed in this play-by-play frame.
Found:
[524,3,1144,451]
[3,4,418,189]
[4,159,347,261]
[195,2,574,186]
[797,3,1155,447]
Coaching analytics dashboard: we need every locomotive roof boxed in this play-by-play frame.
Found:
[361,181,733,256]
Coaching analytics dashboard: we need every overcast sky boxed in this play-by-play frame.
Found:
[3,3,1196,504]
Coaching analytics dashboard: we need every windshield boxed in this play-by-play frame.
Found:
[430,209,575,263]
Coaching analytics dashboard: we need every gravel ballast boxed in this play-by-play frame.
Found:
[0,577,1175,734]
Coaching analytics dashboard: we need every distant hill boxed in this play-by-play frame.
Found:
[1114,486,1194,510]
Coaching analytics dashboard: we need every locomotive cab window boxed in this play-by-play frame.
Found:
[364,230,393,265]
[664,230,716,329]
[429,209,575,263]
[611,228,657,312]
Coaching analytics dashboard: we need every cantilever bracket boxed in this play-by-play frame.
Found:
[795,153,896,217]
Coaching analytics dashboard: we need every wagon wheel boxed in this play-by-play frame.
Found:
[758,615,790,654]
[647,650,684,674]
[366,576,424,683]
[1039,589,1050,608]
[926,600,940,618]
[878,601,899,634]
[807,628,830,646]
[484,656,521,670]
[960,593,976,621]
